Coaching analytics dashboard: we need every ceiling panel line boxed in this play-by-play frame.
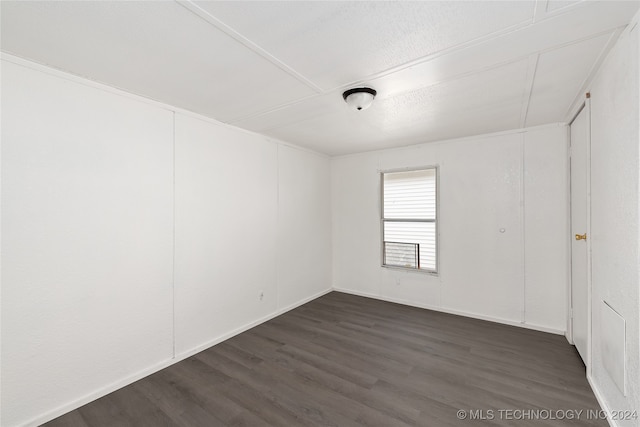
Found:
[317,18,534,95]
[0,51,311,153]
[226,53,542,128]
[545,0,587,17]
[563,27,625,122]
[229,25,620,128]
[2,0,638,156]
[520,54,540,127]
[175,0,324,94]
[226,92,322,126]
[228,56,531,130]
[533,0,549,23]
[241,56,534,136]
[194,1,538,93]
[533,27,621,56]
[219,2,597,109]
[535,0,586,22]
[190,0,633,126]
[312,1,626,97]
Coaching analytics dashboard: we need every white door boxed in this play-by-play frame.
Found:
[570,104,589,365]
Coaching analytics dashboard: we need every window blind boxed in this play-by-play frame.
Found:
[382,168,437,272]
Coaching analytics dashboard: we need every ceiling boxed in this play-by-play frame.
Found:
[2,1,638,156]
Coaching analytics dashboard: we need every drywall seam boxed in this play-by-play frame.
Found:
[592,95,593,375]
[332,288,565,335]
[21,288,332,427]
[0,53,329,161]
[2,55,333,426]
[172,111,177,360]
[521,133,527,324]
[276,144,281,310]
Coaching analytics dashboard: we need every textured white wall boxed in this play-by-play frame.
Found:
[1,57,332,426]
[523,126,570,331]
[174,114,279,354]
[277,145,332,309]
[332,125,568,333]
[1,60,175,426]
[174,114,332,356]
[589,19,639,426]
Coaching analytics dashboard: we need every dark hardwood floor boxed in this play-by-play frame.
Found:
[44,292,605,426]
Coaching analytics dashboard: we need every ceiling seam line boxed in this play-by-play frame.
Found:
[520,54,539,128]
[320,19,537,93]
[563,27,625,122]
[228,54,561,128]
[175,0,324,93]
[532,0,549,24]
[314,1,621,96]
[321,25,624,98]
[228,25,623,126]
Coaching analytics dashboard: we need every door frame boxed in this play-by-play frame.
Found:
[568,97,592,374]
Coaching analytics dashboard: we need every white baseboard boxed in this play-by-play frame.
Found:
[333,287,566,335]
[565,331,574,345]
[23,288,332,427]
[587,374,617,427]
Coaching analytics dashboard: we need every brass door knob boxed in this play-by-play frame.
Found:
[575,233,587,241]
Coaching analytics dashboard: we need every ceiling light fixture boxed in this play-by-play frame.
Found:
[342,87,377,111]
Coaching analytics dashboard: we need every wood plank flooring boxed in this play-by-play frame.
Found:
[44,292,606,426]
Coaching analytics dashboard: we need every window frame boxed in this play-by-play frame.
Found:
[380,165,439,275]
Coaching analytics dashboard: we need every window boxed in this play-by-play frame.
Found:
[381,168,437,272]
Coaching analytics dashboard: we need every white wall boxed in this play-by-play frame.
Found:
[277,145,332,309]
[1,60,175,427]
[174,114,332,356]
[524,127,571,331]
[174,114,278,354]
[332,125,568,333]
[1,57,331,427]
[7,28,634,426]
[588,18,639,426]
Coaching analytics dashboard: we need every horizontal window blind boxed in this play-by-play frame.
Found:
[384,169,436,220]
[382,168,437,272]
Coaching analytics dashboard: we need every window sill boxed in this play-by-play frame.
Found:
[381,265,439,276]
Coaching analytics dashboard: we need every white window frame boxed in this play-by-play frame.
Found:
[380,165,439,275]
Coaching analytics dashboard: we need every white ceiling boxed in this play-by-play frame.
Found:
[2,1,638,156]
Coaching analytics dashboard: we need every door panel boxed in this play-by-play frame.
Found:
[570,105,589,365]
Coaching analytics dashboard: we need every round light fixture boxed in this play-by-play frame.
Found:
[342,87,377,111]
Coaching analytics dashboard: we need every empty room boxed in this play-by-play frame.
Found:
[1,1,639,426]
